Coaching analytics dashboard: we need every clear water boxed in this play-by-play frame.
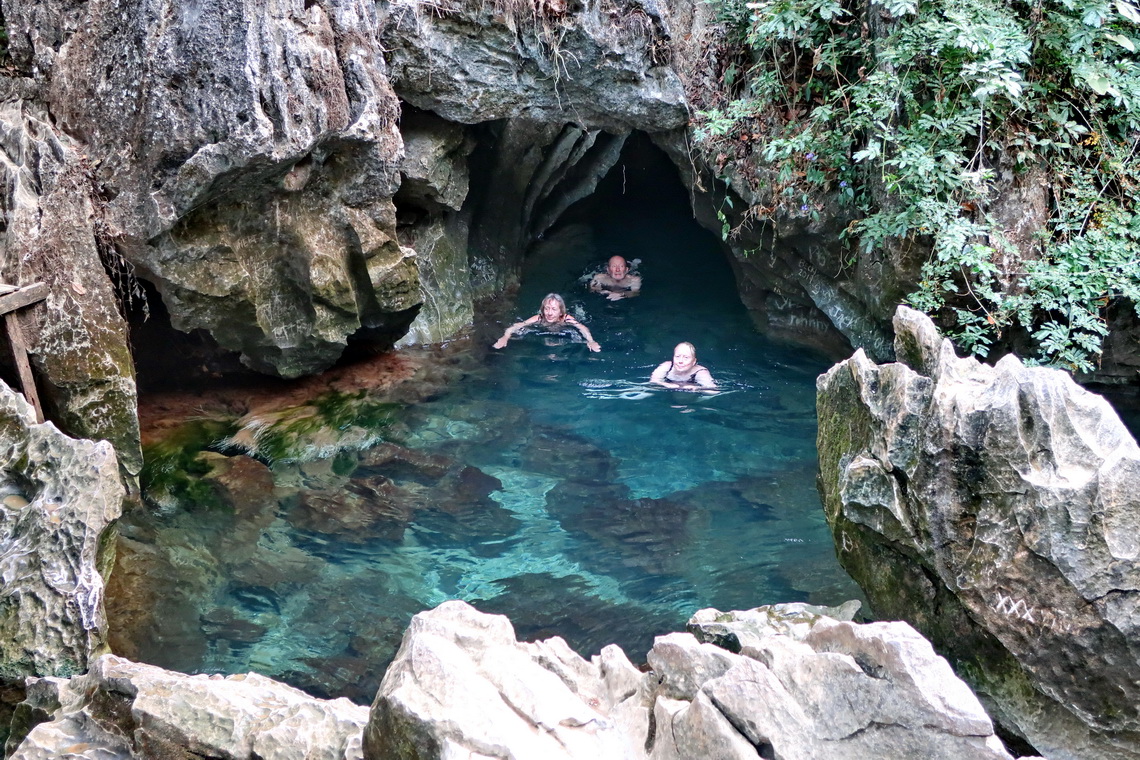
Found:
[116,144,865,704]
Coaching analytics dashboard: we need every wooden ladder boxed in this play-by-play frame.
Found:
[0,282,48,423]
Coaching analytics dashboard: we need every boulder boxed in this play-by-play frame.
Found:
[6,654,368,760]
[817,304,1140,759]
[363,599,649,760]
[646,605,1014,760]
[363,600,1014,760]
[0,380,124,683]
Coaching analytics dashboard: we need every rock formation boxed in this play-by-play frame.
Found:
[0,380,124,682]
[6,654,368,759]
[363,599,1016,760]
[817,305,1140,759]
[0,98,142,473]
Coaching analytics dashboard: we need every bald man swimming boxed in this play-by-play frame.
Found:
[588,255,642,301]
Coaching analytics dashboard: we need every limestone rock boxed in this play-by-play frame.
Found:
[686,599,862,652]
[648,615,1014,760]
[817,304,1140,759]
[394,110,475,346]
[378,0,687,132]
[33,0,417,378]
[363,599,649,760]
[0,99,142,473]
[363,600,1012,760]
[7,654,368,760]
[0,380,124,682]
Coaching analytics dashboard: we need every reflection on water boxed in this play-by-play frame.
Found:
[113,161,865,704]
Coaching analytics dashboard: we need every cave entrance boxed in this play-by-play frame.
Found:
[500,130,751,367]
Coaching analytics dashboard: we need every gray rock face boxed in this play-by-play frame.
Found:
[0,99,142,473]
[7,654,368,760]
[363,600,1014,760]
[364,599,649,759]
[817,305,1140,760]
[378,0,687,132]
[0,381,124,682]
[24,0,417,378]
[648,612,1014,760]
[394,110,475,346]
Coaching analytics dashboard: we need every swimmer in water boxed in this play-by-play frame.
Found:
[650,342,716,390]
[588,255,641,301]
[492,293,601,352]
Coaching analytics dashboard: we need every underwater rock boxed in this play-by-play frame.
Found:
[196,452,277,519]
[0,380,124,683]
[7,654,367,760]
[289,479,415,542]
[362,600,1015,760]
[817,305,1140,759]
[287,442,505,543]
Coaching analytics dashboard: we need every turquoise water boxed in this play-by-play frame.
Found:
[118,148,865,704]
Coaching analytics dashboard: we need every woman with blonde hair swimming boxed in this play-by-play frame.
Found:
[650,342,715,389]
[492,293,601,352]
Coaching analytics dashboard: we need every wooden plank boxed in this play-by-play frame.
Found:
[5,312,43,423]
[0,282,47,316]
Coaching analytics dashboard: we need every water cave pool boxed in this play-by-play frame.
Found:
[118,148,867,704]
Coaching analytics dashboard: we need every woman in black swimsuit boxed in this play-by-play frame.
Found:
[492,293,601,352]
[650,342,716,389]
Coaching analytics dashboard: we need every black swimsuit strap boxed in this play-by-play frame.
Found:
[668,362,700,384]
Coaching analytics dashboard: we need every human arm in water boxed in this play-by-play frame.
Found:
[590,273,642,301]
[690,367,717,389]
[564,316,601,352]
[649,361,674,387]
[492,314,540,349]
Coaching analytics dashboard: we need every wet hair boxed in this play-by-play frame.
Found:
[675,341,697,360]
[538,293,568,321]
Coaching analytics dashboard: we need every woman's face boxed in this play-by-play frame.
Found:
[672,343,696,371]
[542,299,564,322]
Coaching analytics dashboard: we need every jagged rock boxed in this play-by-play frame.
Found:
[466,119,630,300]
[686,600,862,652]
[0,380,124,682]
[394,110,475,346]
[362,600,1014,760]
[363,600,651,759]
[0,99,142,473]
[6,654,368,760]
[647,615,1015,760]
[817,304,1140,760]
[378,0,687,131]
[22,0,419,378]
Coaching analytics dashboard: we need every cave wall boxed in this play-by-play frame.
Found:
[0,0,1061,461]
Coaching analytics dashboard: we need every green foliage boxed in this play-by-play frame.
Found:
[694,0,1140,372]
[224,391,402,465]
[140,419,239,512]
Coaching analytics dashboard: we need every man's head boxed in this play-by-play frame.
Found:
[606,256,630,281]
